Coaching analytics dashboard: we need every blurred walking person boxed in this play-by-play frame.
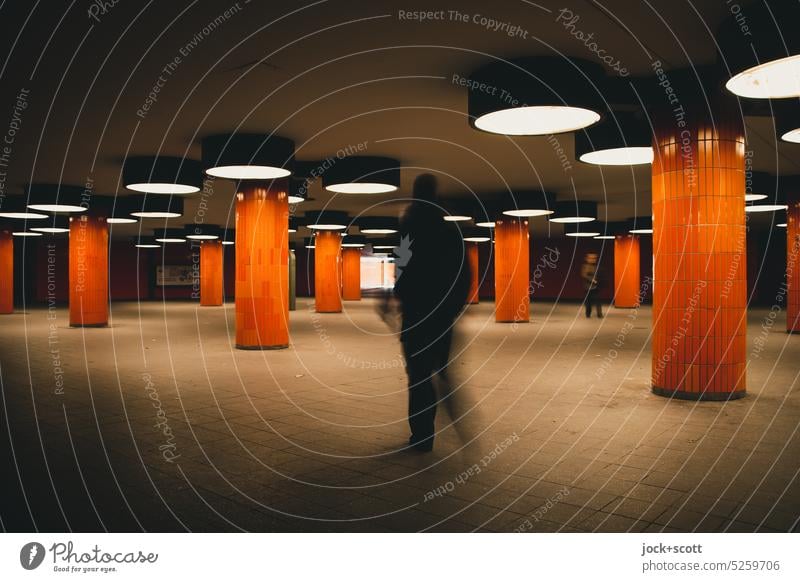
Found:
[581,251,603,318]
[391,174,470,451]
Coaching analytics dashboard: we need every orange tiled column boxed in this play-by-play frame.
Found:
[0,229,12,314]
[69,214,109,327]
[788,192,800,332]
[315,231,342,313]
[200,240,224,306]
[467,241,479,304]
[651,99,746,400]
[342,247,361,301]
[494,216,529,322]
[236,181,289,349]
[614,235,640,308]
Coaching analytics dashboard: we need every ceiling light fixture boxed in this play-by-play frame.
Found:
[26,183,88,213]
[0,197,48,220]
[128,195,184,218]
[322,156,400,194]
[357,216,399,235]
[184,224,221,240]
[202,133,294,180]
[303,210,349,231]
[719,4,800,99]
[154,228,186,243]
[628,216,653,234]
[549,200,597,224]
[468,57,605,135]
[745,204,788,213]
[576,110,654,166]
[123,156,203,194]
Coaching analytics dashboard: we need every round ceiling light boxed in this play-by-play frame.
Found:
[782,128,800,143]
[29,216,70,234]
[503,209,553,218]
[123,156,203,194]
[579,147,654,165]
[128,195,184,218]
[327,183,397,194]
[594,235,615,239]
[12,231,43,237]
[564,223,600,238]
[467,57,605,136]
[475,106,600,136]
[342,235,367,248]
[628,216,653,234]
[777,223,787,228]
[719,4,800,99]
[154,228,186,243]
[744,194,767,202]
[573,99,652,167]
[745,204,788,213]
[0,197,48,220]
[476,221,495,228]
[303,210,349,231]
[202,133,294,180]
[726,56,800,99]
[443,215,472,222]
[357,216,399,235]
[549,200,597,224]
[26,183,88,213]
[322,156,400,194]
[184,224,221,240]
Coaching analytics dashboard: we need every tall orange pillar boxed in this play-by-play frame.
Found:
[494,216,529,323]
[614,235,640,308]
[342,248,361,301]
[651,93,746,400]
[467,242,479,304]
[315,231,342,313]
[0,229,12,314]
[200,240,224,307]
[787,192,800,333]
[69,214,109,327]
[235,181,289,349]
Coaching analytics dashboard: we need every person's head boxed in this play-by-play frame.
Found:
[413,173,438,202]
[585,252,598,264]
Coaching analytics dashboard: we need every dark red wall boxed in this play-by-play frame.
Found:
[18,232,786,307]
[478,235,653,303]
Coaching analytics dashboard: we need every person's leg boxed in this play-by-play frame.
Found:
[403,340,437,450]
[596,296,603,318]
[584,291,592,318]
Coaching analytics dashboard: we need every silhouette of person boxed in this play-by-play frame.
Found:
[393,174,470,451]
[581,251,603,318]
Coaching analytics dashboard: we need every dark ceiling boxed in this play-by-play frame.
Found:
[0,0,795,238]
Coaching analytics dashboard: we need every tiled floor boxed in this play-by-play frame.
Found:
[1,299,798,532]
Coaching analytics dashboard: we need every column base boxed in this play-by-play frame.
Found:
[787,329,800,335]
[235,343,289,350]
[316,310,342,314]
[496,319,529,324]
[652,386,746,401]
[613,305,638,309]
[70,322,108,328]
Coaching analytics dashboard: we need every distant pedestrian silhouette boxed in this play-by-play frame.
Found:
[581,251,603,318]
[392,174,470,451]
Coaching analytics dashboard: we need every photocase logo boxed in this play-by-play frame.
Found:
[393,234,413,280]
[20,542,45,570]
